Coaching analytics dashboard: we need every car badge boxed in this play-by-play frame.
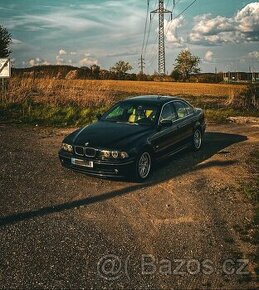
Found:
[85,142,89,146]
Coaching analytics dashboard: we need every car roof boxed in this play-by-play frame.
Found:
[124,95,181,105]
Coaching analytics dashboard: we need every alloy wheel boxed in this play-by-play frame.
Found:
[193,129,202,150]
[138,152,151,179]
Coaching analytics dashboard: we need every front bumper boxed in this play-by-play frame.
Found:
[58,150,135,178]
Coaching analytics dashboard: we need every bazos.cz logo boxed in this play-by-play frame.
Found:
[97,254,250,281]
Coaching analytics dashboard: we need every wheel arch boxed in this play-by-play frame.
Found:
[193,121,203,133]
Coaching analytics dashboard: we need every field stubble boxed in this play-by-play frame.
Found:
[0,77,257,126]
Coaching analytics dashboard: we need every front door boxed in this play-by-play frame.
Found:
[151,102,180,158]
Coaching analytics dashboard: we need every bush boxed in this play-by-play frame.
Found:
[227,85,259,110]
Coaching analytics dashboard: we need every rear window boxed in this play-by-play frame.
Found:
[173,101,194,119]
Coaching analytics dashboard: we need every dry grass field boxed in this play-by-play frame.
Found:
[1,77,257,126]
[4,77,248,106]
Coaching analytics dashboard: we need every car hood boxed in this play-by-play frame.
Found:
[67,121,154,149]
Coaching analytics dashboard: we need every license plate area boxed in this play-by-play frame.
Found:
[71,158,93,168]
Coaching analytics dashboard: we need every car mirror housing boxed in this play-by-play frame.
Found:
[159,119,173,127]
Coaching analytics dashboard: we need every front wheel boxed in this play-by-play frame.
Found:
[192,128,203,151]
[135,151,152,181]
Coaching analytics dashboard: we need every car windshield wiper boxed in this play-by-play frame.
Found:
[116,121,139,126]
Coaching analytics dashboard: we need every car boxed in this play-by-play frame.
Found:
[58,95,206,181]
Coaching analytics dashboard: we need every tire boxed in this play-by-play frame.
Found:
[192,128,203,151]
[135,151,152,181]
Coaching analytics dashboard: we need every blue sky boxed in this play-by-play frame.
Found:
[0,0,259,73]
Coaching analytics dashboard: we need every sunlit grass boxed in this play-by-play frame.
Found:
[0,77,257,126]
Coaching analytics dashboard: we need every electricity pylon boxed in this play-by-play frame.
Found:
[151,0,172,75]
[139,55,145,74]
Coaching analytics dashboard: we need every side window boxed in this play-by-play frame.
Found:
[184,102,194,115]
[174,101,193,119]
[160,103,177,122]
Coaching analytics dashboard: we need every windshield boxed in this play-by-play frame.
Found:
[101,101,159,126]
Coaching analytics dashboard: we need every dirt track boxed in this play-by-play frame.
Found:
[0,123,258,289]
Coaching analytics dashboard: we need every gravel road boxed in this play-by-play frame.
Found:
[0,123,258,289]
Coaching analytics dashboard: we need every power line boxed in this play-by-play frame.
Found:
[143,0,160,57]
[164,0,197,38]
[141,0,150,55]
[143,13,155,56]
[173,0,197,19]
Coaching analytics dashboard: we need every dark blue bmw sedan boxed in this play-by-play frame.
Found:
[59,95,206,181]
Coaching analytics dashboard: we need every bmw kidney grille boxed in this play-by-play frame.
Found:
[74,146,96,157]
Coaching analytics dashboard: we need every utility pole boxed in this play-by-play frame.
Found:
[151,0,172,75]
[249,66,254,83]
[138,54,145,74]
[252,70,256,83]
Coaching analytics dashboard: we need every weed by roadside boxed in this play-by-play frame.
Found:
[0,100,108,127]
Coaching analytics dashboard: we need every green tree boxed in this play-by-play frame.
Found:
[171,69,181,81]
[0,25,12,58]
[173,50,200,81]
[90,64,100,79]
[110,60,133,74]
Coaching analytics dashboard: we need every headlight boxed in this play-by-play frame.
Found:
[102,150,111,158]
[62,143,73,153]
[112,151,119,158]
[120,152,129,159]
[100,150,129,159]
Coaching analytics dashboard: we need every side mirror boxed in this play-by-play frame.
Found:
[96,113,102,120]
[159,119,173,127]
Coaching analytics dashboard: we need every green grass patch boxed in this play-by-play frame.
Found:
[1,97,258,126]
[0,100,108,127]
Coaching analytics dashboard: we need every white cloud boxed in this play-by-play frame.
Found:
[7,10,104,32]
[165,16,184,46]
[204,50,214,62]
[12,38,22,44]
[248,51,259,59]
[56,55,64,65]
[54,49,98,66]
[79,57,97,66]
[189,3,259,45]
[59,49,67,55]
[236,2,259,33]
[28,58,50,67]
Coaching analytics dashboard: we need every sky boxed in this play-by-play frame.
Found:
[0,0,259,74]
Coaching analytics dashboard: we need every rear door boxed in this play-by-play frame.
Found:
[172,101,195,146]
